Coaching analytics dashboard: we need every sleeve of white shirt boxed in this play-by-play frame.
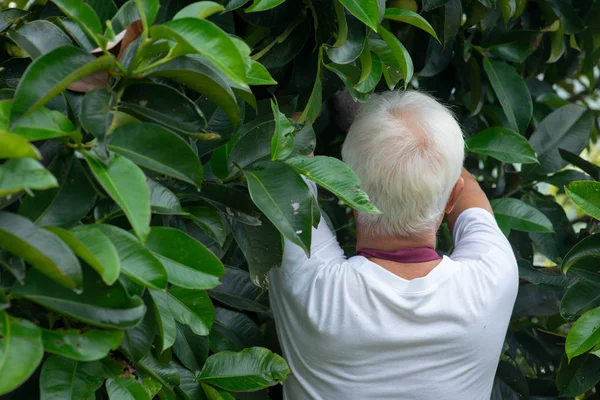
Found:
[278,180,345,281]
[450,207,518,276]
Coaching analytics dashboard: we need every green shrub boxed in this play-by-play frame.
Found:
[0,0,599,399]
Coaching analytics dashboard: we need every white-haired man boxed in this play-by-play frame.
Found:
[269,91,519,399]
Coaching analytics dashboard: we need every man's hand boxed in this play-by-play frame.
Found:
[446,168,493,233]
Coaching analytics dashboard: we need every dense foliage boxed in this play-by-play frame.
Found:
[0,0,599,399]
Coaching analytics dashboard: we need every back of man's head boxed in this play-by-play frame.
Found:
[341,90,465,238]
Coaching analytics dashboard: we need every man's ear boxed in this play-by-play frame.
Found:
[445,177,465,214]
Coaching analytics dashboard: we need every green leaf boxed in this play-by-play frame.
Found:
[51,0,103,47]
[0,132,41,159]
[103,358,150,400]
[19,155,96,228]
[145,227,224,290]
[229,121,274,172]
[490,198,553,233]
[231,216,282,288]
[561,234,600,274]
[210,307,264,353]
[286,155,380,214]
[326,14,367,64]
[135,354,180,388]
[149,56,239,124]
[384,8,439,41]
[518,260,571,289]
[118,83,205,135]
[11,46,115,124]
[150,19,247,85]
[168,287,214,336]
[556,354,600,397]
[135,0,159,27]
[82,151,150,242]
[119,298,155,361]
[442,0,461,44]
[42,329,123,361]
[338,0,380,32]
[244,162,313,255]
[47,225,120,285]
[10,106,79,142]
[270,100,295,161]
[0,158,57,197]
[174,2,225,19]
[183,206,226,246]
[109,123,204,187]
[7,20,72,59]
[201,383,235,400]
[40,355,103,400]
[290,123,316,157]
[0,211,82,288]
[13,267,146,328]
[95,224,167,290]
[559,149,600,181]
[465,127,538,164]
[148,178,183,215]
[246,0,284,12]
[548,0,584,34]
[377,25,413,88]
[369,38,402,89]
[174,362,205,399]
[190,183,262,226]
[148,289,177,351]
[197,347,290,391]
[174,323,209,371]
[529,105,594,174]
[566,307,600,360]
[247,61,277,85]
[422,0,450,11]
[298,68,322,124]
[561,280,600,320]
[0,9,28,33]
[209,267,269,312]
[0,311,43,395]
[566,181,600,220]
[482,57,532,135]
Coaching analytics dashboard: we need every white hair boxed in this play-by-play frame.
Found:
[341,90,465,238]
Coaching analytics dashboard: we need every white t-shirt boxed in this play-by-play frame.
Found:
[269,185,519,400]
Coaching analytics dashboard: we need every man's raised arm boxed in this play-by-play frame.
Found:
[446,167,493,233]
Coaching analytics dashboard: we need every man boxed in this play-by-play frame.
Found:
[269,91,519,399]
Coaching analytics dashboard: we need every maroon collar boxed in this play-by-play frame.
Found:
[357,247,441,263]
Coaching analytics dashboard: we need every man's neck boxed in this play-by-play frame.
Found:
[356,230,437,252]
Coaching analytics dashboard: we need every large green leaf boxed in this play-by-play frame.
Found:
[184,206,226,246]
[9,106,79,142]
[246,0,284,12]
[40,355,104,400]
[482,57,532,135]
[42,329,123,361]
[247,60,277,85]
[229,121,274,171]
[149,56,239,123]
[150,18,247,85]
[148,178,183,215]
[209,267,269,312]
[0,311,43,395]
[384,8,439,41]
[174,1,225,19]
[12,268,146,329]
[174,362,206,399]
[529,105,594,174]
[109,123,203,187]
[465,127,538,164]
[135,0,159,27]
[286,156,380,214]
[210,307,264,353]
[174,322,209,371]
[46,225,120,286]
[136,354,180,389]
[190,183,262,226]
[19,155,96,228]
[118,82,205,135]
[11,46,115,123]
[490,198,553,232]
[0,158,57,196]
[145,227,224,290]
[0,211,82,289]
[369,38,403,89]
[556,354,600,397]
[82,151,150,242]
[338,0,380,31]
[561,234,600,274]
[561,280,600,320]
[559,149,600,181]
[103,358,150,400]
[326,14,367,64]
[51,0,103,47]
[270,100,295,161]
[244,162,313,255]
[168,287,215,336]
[197,347,290,391]
[566,181,600,220]
[231,216,282,288]
[0,9,28,33]
[298,49,323,124]
[377,25,413,88]
[566,307,600,360]
[95,224,166,290]
[0,132,40,159]
[7,20,72,59]
[119,298,155,361]
[148,289,177,351]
